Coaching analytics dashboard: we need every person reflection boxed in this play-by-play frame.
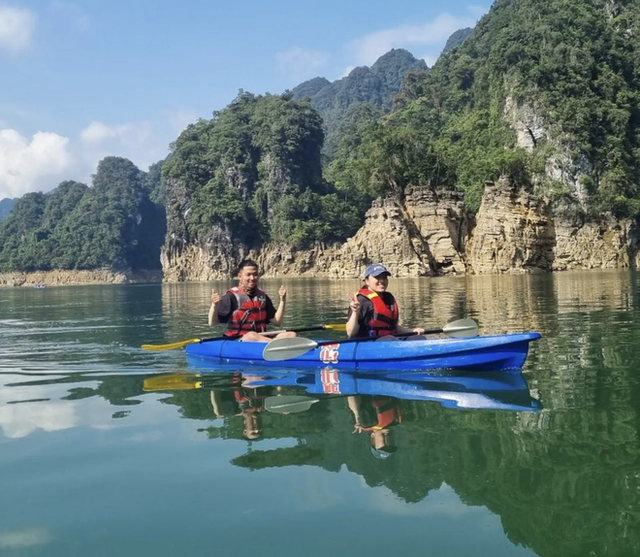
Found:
[209,373,268,440]
[348,395,401,459]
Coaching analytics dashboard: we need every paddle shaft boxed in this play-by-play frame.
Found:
[310,328,442,349]
[142,324,346,351]
[262,318,479,361]
[197,324,341,344]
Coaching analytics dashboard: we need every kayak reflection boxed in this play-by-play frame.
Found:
[144,366,540,463]
[143,365,541,413]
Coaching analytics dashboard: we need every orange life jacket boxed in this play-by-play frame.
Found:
[362,397,402,431]
[358,287,399,337]
[224,287,268,337]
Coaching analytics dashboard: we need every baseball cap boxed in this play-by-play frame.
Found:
[364,263,391,278]
[370,445,398,460]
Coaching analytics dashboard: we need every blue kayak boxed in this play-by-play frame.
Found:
[185,332,541,372]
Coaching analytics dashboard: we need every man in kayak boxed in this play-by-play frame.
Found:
[209,259,296,342]
[346,263,425,339]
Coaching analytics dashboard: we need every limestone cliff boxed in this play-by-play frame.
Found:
[552,214,639,271]
[0,269,161,288]
[161,186,469,280]
[161,179,640,280]
[466,177,639,274]
[466,180,555,274]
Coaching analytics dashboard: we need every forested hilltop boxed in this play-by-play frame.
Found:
[291,48,427,157]
[353,0,640,215]
[0,157,164,273]
[162,92,365,272]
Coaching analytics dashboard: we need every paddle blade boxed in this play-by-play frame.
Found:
[143,373,203,391]
[262,337,319,361]
[324,324,347,331]
[442,318,479,337]
[264,395,320,414]
[141,338,201,351]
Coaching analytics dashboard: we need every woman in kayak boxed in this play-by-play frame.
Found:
[346,263,425,339]
[209,259,296,342]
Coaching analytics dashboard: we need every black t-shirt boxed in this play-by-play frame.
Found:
[217,290,277,324]
[348,291,397,338]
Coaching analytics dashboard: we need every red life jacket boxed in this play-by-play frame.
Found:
[358,287,399,337]
[224,287,269,337]
[363,397,402,431]
[233,388,266,412]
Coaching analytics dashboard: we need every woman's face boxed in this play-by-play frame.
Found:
[364,273,390,293]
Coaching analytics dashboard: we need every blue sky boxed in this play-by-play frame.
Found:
[0,0,487,200]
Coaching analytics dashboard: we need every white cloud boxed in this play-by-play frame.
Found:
[0,381,178,439]
[0,5,35,54]
[0,129,74,198]
[80,120,151,147]
[0,527,53,549]
[80,120,166,174]
[276,46,328,78]
[0,118,171,199]
[348,12,479,66]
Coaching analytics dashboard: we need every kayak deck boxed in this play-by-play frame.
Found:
[185,332,541,372]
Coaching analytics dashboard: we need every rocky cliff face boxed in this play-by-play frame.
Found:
[161,228,247,282]
[466,180,555,274]
[160,180,640,280]
[552,214,639,271]
[0,269,161,288]
[467,177,640,274]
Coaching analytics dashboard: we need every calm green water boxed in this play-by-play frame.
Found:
[1,272,639,557]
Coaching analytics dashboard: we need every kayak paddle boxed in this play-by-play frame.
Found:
[264,395,320,414]
[262,318,479,361]
[141,323,347,351]
[143,373,203,391]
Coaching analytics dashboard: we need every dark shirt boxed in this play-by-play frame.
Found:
[348,291,397,338]
[217,290,277,325]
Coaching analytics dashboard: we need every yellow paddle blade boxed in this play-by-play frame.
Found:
[143,373,203,391]
[324,324,347,331]
[141,338,201,351]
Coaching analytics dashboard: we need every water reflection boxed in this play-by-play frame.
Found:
[2,272,640,557]
[145,367,540,470]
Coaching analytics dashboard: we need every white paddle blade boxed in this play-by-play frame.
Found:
[264,395,320,413]
[262,337,319,361]
[442,318,479,337]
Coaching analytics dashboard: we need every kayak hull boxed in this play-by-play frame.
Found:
[185,332,541,372]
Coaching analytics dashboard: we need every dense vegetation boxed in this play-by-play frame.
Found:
[328,0,640,215]
[292,48,427,158]
[0,157,165,272]
[163,91,366,249]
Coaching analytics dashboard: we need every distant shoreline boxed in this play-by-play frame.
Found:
[0,269,163,288]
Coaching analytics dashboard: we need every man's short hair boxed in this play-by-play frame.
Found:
[237,259,259,274]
